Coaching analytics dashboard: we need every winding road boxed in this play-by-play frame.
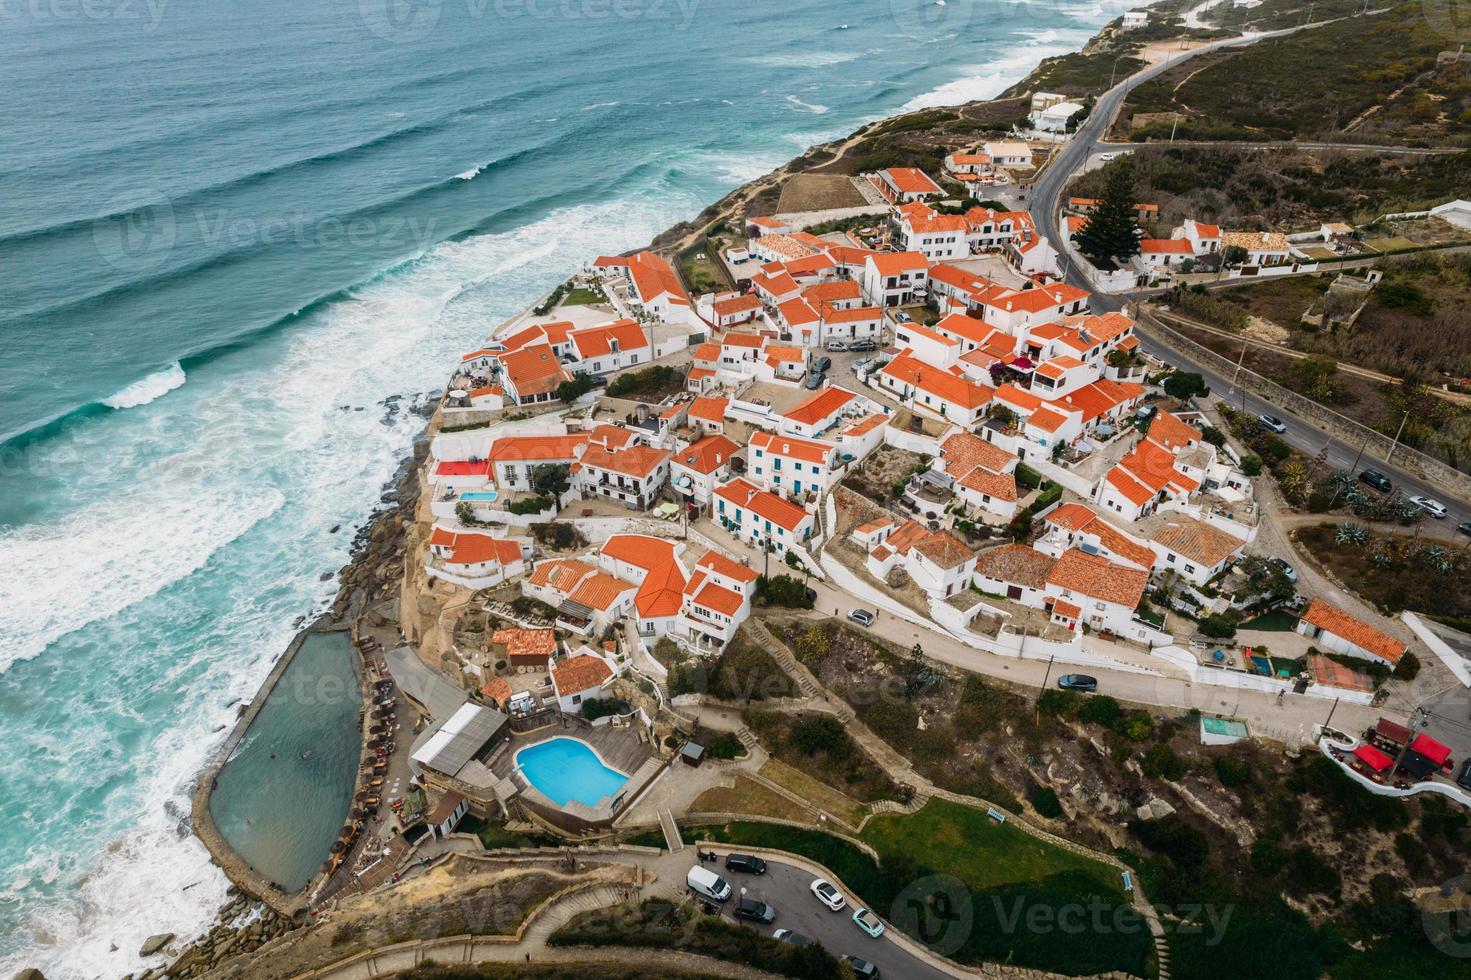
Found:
[1024,15,1471,525]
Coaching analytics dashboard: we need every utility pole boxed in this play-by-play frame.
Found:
[1036,652,1055,722]
[1321,697,1340,738]
[1349,429,1373,474]
[1385,410,1409,466]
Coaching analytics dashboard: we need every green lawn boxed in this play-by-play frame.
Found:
[681,800,1150,977]
[560,286,604,306]
[1238,609,1298,632]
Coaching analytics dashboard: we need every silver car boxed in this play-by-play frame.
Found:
[1410,495,1447,518]
[847,609,875,627]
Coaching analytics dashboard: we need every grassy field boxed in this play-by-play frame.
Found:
[775,173,867,213]
[684,801,1150,978]
[756,758,871,828]
[1119,4,1471,145]
[689,774,810,821]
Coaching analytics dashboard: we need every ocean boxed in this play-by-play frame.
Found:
[0,0,1136,973]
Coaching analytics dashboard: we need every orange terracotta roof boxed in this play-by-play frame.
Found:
[570,318,647,359]
[578,442,672,479]
[429,529,523,567]
[567,572,635,612]
[1307,652,1376,692]
[492,627,557,659]
[1043,504,1154,570]
[1151,516,1245,568]
[675,434,740,475]
[868,251,929,276]
[1051,599,1082,619]
[551,653,613,695]
[500,343,570,399]
[880,351,993,410]
[842,413,888,438]
[722,332,765,348]
[695,549,759,584]
[690,581,745,616]
[1147,412,1199,452]
[1300,599,1406,664]
[713,293,762,317]
[751,431,832,465]
[940,431,1015,477]
[881,167,942,195]
[528,558,596,592]
[480,676,513,704]
[974,544,1055,590]
[689,396,729,423]
[487,434,590,464]
[784,386,857,427]
[714,478,811,533]
[1046,549,1149,608]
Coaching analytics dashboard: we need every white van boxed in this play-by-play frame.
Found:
[686,865,732,902]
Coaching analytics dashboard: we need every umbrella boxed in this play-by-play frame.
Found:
[330,840,345,853]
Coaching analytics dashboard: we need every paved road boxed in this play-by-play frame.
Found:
[1023,17,1471,522]
[704,857,954,980]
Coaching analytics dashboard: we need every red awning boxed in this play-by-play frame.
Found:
[1409,733,1453,768]
[1352,745,1394,773]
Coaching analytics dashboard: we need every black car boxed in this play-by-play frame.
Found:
[773,929,814,947]
[724,853,767,875]
[734,898,776,923]
[1359,469,1392,493]
[849,339,877,352]
[1057,674,1098,692]
[842,956,880,978]
[1459,521,1471,538]
[804,586,818,603]
[1458,759,1471,791]
[812,356,832,373]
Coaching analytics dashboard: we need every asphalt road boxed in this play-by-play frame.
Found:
[701,855,954,980]
[1023,18,1471,523]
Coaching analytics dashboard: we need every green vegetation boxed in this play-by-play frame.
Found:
[550,898,844,979]
[754,573,813,608]
[1075,159,1143,266]
[458,816,561,850]
[1161,370,1209,401]
[667,632,799,701]
[686,802,1148,977]
[507,495,552,516]
[557,372,596,403]
[560,286,604,306]
[1295,522,1471,616]
[607,364,680,399]
[744,710,902,804]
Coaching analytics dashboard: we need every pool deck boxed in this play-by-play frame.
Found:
[491,721,663,828]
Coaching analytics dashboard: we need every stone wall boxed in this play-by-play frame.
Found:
[1135,308,1471,502]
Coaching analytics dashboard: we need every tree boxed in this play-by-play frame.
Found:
[455,500,476,525]
[531,463,571,499]
[1198,613,1238,639]
[557,371,595,403]
[1075,159,1143,266]
[1237,555,1295,605]
[1285,354,1344,404]
[1222,244,1249,268]
[1162,371,1209,401]
[1240,455,1263,476]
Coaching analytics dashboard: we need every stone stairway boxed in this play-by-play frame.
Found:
[521,883,630,946]
[735,727,760,753]
[745,620,821,699]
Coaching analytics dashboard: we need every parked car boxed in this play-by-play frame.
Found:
[1458,759,1471,791]
[804,586,818,603]
[894,311,913,323]
[847,609,875,627]
[735,898,776,923]
[686,866,731,902]
[1458,521,1471,538]
[724,853,767,875]
[804,371,826,390]
[773,929,814,947]
[1359,469,1392,493]
[1258,414,1287,434]
[842,956,880,978]
[1410,495,1448,518]
[849,339,877,352]
[810,877,846,911]
[1267,556,1297,582]
[1098,152,1119,162]
[812,356,832,374]
[826,339,848,352]
[1057,674,1098,692]
[852,907,886,938]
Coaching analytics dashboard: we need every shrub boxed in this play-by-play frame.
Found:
[1029,787,1064,819]
[791,715,851,758]
[1015,463,1043,490]
[1162,371,1209,401]
[1251,838,1286,876]
[1212,756,1252,787]
[1037,689,1080,718]
[606,364,676,398]
[755,574,813,608]
[1142,743,1186,781]
[1241,455,1263,476]
[1119,710,1155,742]
[580,698,630,721]
[706,733,743,759]
[1200,425,1226,447]
[1198,613,1238,639]
[508,495,552,516]
[1130,815,1209,870]
[1078,695,1123,728]
[1392,649,1421,680]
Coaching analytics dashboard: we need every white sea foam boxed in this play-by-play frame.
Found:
[455,161,492,180]
[745,50,860,68]
[101,362,186,410]
[784,95,830,114]
[900,30,1091,110]
[580,100,620,111]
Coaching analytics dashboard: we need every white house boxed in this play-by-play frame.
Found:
[1147,514,1247,586]
[865,519,978,600]
[678,549,759,652]
[1030,101,1085,134]
[425,528,531,589]
[670,433,741,504]
[1122,9,1149,28]
[573,428,672,510]
[1036,502,1156,573]
[1043,548,1150,635]
[876,350,993,429]
[861,252,929,308]
[871,166,944,204]
[1295,599,1408,668]
[982,141,1033,168]
[748,431,836,499]
[1171,219,1221,256]
[567,318,651,375]
[712,477,816,554]
[549,651,617,713]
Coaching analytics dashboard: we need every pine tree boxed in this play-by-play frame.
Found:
[1075,160,1143,267]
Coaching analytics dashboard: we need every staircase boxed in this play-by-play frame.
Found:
[658,808,684,852]
[735,727,760,754]
[521,883,630,945]
[745,620,821,699]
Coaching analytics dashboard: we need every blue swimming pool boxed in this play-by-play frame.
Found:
[515,737,628,808]
[459,490,499,502]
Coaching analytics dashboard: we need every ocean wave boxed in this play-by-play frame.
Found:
[900,33,1088,110]
[0,487,287,671]
[455,161,493,181]
[785,95,831,114]
[745,50,860,68]
[101,362,186,410]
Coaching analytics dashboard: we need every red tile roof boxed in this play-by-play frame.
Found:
[1046,549,1149,608]
[1299,599,1406,665]
[551,654,613,695]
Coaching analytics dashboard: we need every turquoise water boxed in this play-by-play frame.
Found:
[206,632,362,894]
[0,0,1141,974]
[516,737,629,808]
[459,490,500,502]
